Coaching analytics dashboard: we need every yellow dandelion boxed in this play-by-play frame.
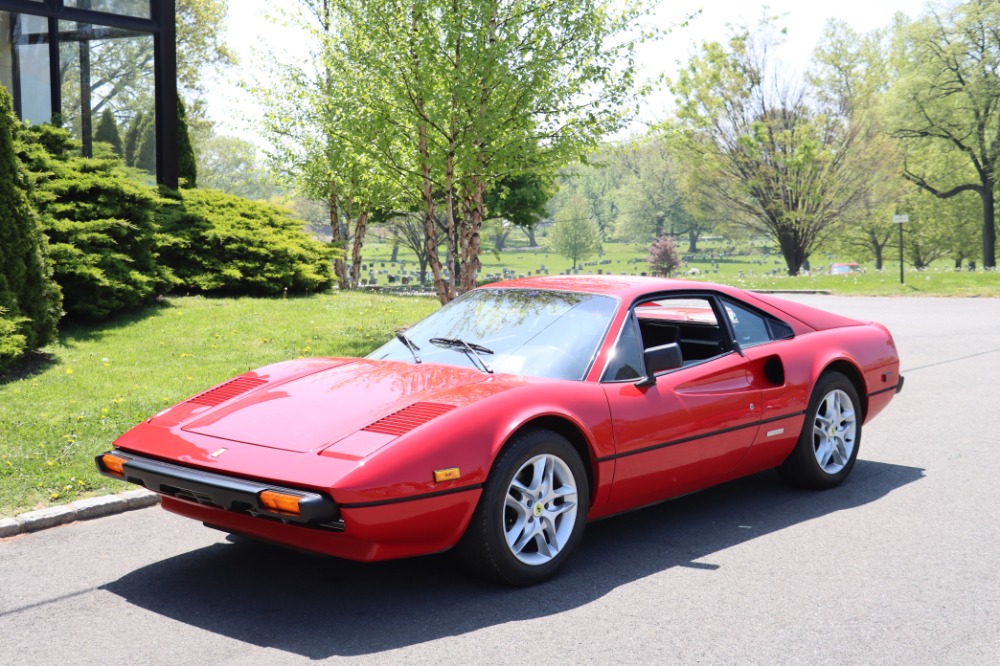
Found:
[66,368,74,375]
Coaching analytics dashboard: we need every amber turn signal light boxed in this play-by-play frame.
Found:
[101,453,128,477]
[259,490,302,516]
[433,467,461,483]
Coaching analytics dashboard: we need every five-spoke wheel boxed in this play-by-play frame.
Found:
[503,453,579,566]
[459,429,588,586]
[780,372,863,489]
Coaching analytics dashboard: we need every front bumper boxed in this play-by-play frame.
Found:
[96,449,341,527]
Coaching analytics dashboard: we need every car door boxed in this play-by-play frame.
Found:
[599,294,762,512]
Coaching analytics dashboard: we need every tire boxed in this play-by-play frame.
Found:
[779,371,862,489]
[459,429,589,586]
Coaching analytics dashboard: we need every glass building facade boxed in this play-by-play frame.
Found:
[0,0,177,186]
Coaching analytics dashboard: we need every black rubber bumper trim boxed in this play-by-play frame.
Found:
[868,378,904,398]
[95,450,339,525]
[338,484,484,510]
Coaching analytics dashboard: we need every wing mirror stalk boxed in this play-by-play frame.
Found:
[635,342,683,388]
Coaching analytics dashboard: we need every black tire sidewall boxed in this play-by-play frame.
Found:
[461,429,589,586]
[783,372,862,489]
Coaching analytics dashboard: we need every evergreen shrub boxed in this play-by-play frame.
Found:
[0,87,61,371]
[157,188,334,295]
[20,125,176,320]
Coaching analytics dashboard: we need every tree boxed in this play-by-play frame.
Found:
[647,235,681,277]
[668,21,874,275]
[94,108,123,156]
[889,0,1000,269]
[550,195,602,269]
[615,139,701,249]
[133,112,157,173]
[0,87,61,370]
[197,135,279,199]
[177,97,197,188]
[274,0,663,303]
[256,0,392,290]
[808,20,909,271]
[482,173,553,251]
[123,111,144,167]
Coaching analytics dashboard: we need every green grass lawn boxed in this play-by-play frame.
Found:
[0,292,438,517]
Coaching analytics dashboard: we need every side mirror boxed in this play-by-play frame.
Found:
[635,342,683,387]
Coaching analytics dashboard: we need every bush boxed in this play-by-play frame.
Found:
[156,188,334,295]
[0,87,61,371]
[20,124,177,320]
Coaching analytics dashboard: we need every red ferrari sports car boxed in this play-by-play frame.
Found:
[97,276,902,585]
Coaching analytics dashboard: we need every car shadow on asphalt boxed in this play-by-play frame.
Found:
[101,459,923,659]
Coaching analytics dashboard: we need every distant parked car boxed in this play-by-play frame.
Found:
[830,263,863,275]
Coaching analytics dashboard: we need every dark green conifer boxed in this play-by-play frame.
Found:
[124,110,144,167]
[94,108,123,156]
[177,97,197,188]
[134,112,156,173]
[0,87,61,371]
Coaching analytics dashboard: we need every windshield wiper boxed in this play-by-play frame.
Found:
[395,331,422,364]
[429,337,494,373]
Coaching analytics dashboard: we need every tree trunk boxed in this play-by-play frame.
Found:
[981,178,996,269]
[688,229,699,252]
[777,227,805,276]
[328,181,347,289]
[526,225,538,247]
[349,208,368,289]
[421,124,449,304]
[460,180,485,293]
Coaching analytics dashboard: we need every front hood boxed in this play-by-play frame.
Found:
[179,359,500,453]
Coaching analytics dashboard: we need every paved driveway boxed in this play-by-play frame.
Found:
[1,295,998,665]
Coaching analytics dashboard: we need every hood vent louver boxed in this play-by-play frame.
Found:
[362,402,456,437]
[187,376,267,407]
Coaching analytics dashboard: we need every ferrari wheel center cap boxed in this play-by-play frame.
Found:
[534,503,544,516]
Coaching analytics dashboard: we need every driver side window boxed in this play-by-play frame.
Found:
[601,316,643,382]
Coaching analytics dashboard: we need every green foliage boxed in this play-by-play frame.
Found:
[123,111,144,167]
[550,195,602,269]
[196,134,279,199]
[20,124,176,320]
[0,87,61,371]
[94,109,123,157]
[889,0,1000,268]
[177,97,198,188]
[257,0,663,300]
[0,307,28,366]
[156,188,334,295]
[134,112,156,173]
[667,20,874,276]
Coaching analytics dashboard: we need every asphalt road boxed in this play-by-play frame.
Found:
[1,295,998,665]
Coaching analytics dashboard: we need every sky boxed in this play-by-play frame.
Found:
[208,0,930,140]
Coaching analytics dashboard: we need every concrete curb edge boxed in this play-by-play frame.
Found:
[0,489,159,539]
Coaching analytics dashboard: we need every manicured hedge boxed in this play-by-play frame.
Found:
[19,125,177,320]
[156,188,334,295]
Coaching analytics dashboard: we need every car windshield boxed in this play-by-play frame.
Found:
[368,288,618,380]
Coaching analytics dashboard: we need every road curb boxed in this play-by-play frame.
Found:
[0,489,159,539]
